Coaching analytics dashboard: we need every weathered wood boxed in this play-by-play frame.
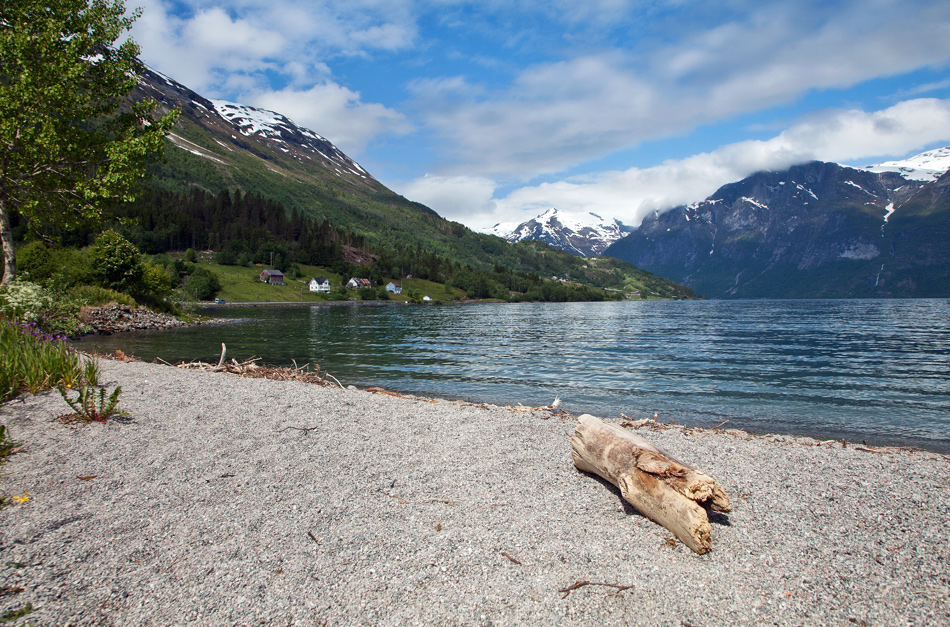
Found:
[570,414,731,554]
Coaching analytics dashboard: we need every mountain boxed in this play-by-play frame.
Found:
[134,67,444,234]
[130,67,695,298]
[490,208,633,257]
[603,150,950,298]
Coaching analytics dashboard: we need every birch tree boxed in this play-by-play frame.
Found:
[0,0,177,283]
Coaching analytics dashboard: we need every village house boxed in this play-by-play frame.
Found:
[260,269,285,285]
[386,282,402,294]
[346,277,372,289]
[309,277,331,293]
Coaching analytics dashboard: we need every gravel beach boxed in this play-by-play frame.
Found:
[1,359,948,626]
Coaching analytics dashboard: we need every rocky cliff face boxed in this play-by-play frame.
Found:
[604,155,950,298]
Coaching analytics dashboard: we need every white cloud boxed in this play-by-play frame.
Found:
[248,84,413,155]
[183,7,285,59]
[394,174,498,224]
[430,98,950,230]
[414,1,950,180]
[130,0,417,95]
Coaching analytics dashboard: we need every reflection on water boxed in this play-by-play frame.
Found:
[75,300,950,452]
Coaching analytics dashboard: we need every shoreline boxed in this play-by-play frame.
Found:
[1,358,948,625]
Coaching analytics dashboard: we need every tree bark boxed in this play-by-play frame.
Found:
[0,197,16,284]
[570,414,731,554]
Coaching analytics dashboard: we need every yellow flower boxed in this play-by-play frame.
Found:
[13,491,28,504]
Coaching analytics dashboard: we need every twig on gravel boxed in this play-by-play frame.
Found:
[381,493,456,505]
[307,531,320,543]
[558,580,635,599]
[500,551,522,565]
[325,373,344,388]
[713,419,730,430]
[278,425,321,433]
[855,447,891,454]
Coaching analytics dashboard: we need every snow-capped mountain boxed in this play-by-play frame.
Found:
[134,67,381,194]
[860,147,950,182]
[490,208,633,257]
[604,148,950,298]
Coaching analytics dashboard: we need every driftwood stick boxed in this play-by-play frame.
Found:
[215,343,227,369]
[570,414,730,554]
[558,580,635,598]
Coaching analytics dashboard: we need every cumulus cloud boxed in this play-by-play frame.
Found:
[414,1,950,179]
[130,0,418,154]
[248,84,412,155]
[436,98,950,230]
[130,0,418,92]
[394,174,498,224]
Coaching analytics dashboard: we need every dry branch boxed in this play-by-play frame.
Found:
[558,580,635,598]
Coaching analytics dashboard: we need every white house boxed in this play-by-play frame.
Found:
[309,277,331,293]
[386,282,402,294]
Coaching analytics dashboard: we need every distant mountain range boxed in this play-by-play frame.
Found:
[603,148,950,298]
[489,208,633,257]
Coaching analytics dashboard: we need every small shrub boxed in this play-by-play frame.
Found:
[58,384,126,423]
[16,241,56,283]
[0,281,83,336]
[67,285,137,307]
[90,230,144,293]
[0,320,87,402]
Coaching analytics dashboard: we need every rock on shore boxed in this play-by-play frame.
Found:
[79,304,186,335]
[0,359,948,625]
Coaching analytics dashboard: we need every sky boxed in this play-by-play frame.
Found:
[129,0,950,231]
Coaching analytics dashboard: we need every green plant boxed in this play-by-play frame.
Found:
[67,284,137,307]
[58,384,126,423]
[0,424,19,510]
[0,602,33,622]
[82,357,100,387]
[90,230,145,293]
[0,319,86,401]
[0,280,84,336]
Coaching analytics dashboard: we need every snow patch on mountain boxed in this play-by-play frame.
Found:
[861,147,950,182]
[209,99,369,179]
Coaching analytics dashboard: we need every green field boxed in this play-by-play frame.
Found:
[197,260,466,304]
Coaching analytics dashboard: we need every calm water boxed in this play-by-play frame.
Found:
[75,300,950,452]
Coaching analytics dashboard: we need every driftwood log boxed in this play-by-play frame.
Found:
[570,414,731,554]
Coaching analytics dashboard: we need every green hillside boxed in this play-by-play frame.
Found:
[130,68,697,300]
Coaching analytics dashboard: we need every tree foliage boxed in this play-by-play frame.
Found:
[0,0,178,282]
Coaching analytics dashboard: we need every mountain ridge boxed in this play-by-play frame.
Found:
[128,66,696,299]
[489,208,633,256]
[603,151,950,298]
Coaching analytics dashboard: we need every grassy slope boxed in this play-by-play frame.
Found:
[200,260,466,303]
[149,123,696,298]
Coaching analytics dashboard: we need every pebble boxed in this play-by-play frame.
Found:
[0,359,948,625]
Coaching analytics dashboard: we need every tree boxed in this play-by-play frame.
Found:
[0,0,178,283]
[89,229,142,292]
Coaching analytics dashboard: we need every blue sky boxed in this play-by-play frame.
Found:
[130,0,950,230]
